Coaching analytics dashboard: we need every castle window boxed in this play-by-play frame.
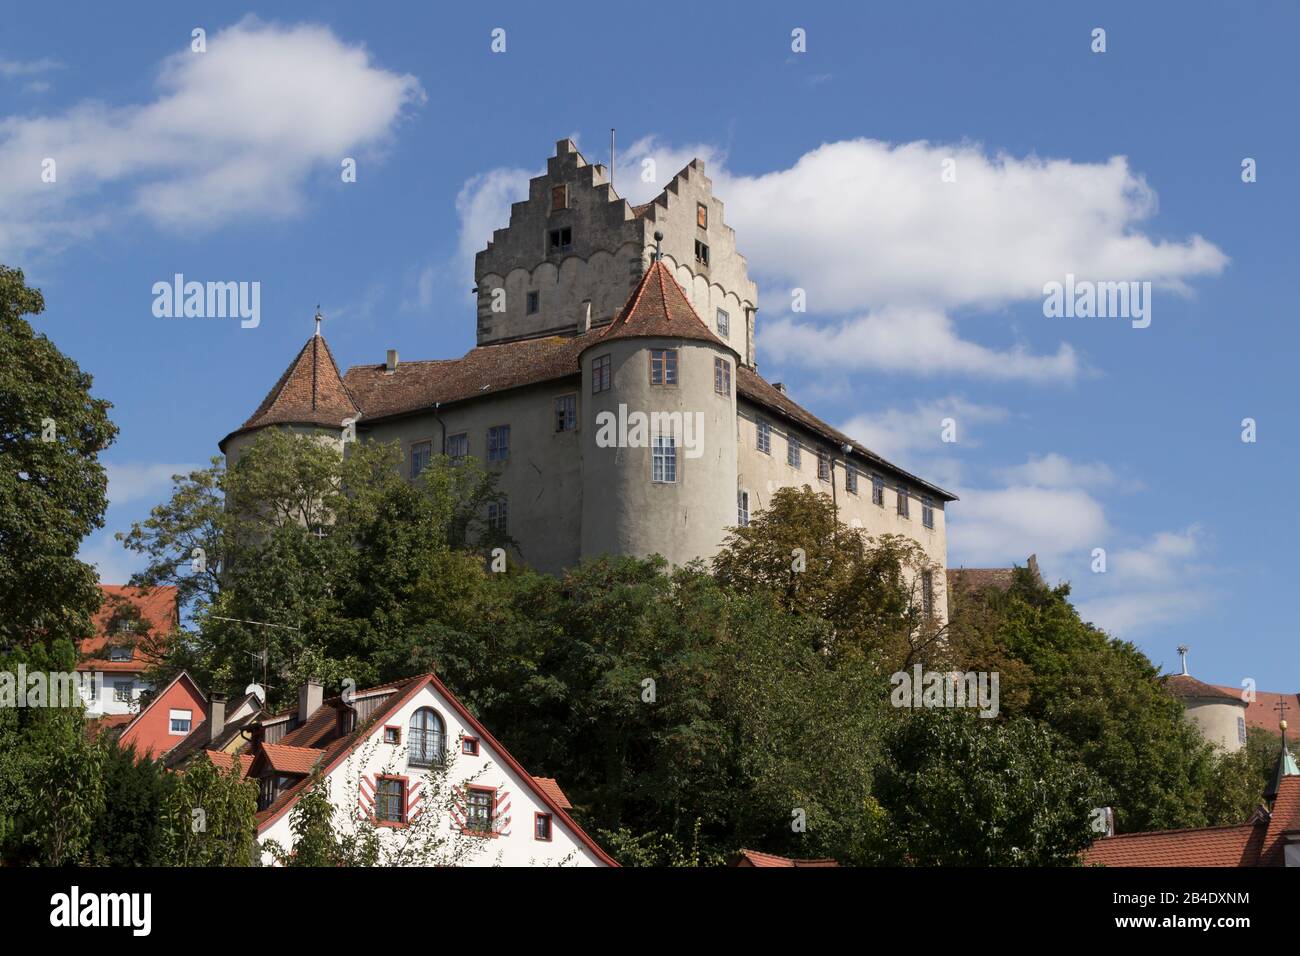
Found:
[694,240,710,267]
[846,468,858,495]
[921,571,934,617]
[714,357,731,395]
[872,475,885,507]
[592,354,612,393]
[897,485,910,518]
[548,227,572,253]
[716,308,729,337]
[535,812,553,841]
[551,184,567,212]
[757,419,771,454]
[818,451,831,482]
[737,490,750,527]
[922,497,935,529]
[650,349,678,386]
[555,394,577,432]
[446,432,468,463]
[487,498,508,534]
[526,291,539,314]
[697,202,708,230]
[375,777,406,824]
[487,426,510,462]
[652,435,677,483]
[411,441,432,478]
[787,437,801,468]
[1238,716,1247,744]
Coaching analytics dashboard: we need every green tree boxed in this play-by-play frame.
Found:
[0,265,117,651]
[89,744,175,866]
[869,707,1103,866]
[161,753,258,866]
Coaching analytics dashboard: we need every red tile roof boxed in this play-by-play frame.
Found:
[1164,674,1246,705]
[221,333,359,448]
[592,259,735,353]
[1212,685,1299,734]
[1084,776,1300,866]
[731,849,839,868]
[531,776,572,810]
[204,750,255,778]
[77,585,178,672]
[260,742,325,775]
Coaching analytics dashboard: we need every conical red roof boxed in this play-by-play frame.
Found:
[591,259,737,354]
[230,333,359,441]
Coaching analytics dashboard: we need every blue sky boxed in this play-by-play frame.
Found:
[3,2,1296,690]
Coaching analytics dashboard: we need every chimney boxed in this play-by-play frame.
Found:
[385,349,399,372]
[207,693,227,743]
[772,382,786,394]
[298,678,323,725]
[580,299,592,333]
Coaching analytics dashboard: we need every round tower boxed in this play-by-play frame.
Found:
[579,257,739,566]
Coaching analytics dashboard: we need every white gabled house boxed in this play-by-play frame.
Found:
[247,672,617,867]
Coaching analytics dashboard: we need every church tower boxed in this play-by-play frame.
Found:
[474,139,760,366]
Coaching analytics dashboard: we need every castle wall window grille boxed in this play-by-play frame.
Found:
[411,441,432,479]
[756,419,771,454]
[408,708,445,768]
[714,358,731,395]
[555,394,577,432]
[548,227,572,253]
[653,435,677,483]
[592,354,612,393]
[487,426,510,462]
[650,349,678,386]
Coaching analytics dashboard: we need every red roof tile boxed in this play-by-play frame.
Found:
[1164,674,1246,705]
[221,334,359,448]
[77,585,177,672]
[205,750,255,778]
[531,776,572,810]
[593,259,734,352]
[259,742,324,775]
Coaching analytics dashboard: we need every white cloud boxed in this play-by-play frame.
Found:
[0,18,424,259]
[764,307,1081,382]
[78,531,145,587]
[1108,526,1204,583]
[453,166,534,273]
[948,484,1109,568]
[1076,588,1208,637]
[995,453,1127,490]
[0,57,62,78]
[838,396,1008,463]
[104,462,197,507]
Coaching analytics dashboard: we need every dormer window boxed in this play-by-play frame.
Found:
[548,227,572,253]
[109,646,133,662]
[694,240,710,267]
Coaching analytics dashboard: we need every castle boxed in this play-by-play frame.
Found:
[219,139,957,619]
